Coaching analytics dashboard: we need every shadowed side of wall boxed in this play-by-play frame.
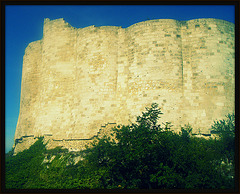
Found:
[14,40,42,140]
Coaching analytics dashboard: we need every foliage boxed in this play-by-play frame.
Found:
[5,137,46,189]
[210,113,235,187]
[211,114,235,162]
[79,103,235,189]
[5,104,235,190]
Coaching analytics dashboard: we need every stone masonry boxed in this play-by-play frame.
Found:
[13,18,235,153]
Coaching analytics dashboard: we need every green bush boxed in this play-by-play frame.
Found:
[5,104,235,190]
[82,103,235,189]
[211,114,235,161]
[5,137,46,189]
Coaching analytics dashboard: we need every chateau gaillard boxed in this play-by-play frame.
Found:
[14,18,235,153]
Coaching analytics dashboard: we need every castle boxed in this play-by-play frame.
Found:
[13,18,235,153]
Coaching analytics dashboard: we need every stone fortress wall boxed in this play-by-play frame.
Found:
[13,18,235,153]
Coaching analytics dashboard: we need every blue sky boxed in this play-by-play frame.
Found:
[5,4,235,153]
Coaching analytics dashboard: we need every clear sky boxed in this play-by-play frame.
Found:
[5,4,235,153]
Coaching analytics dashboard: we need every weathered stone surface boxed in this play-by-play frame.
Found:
[14,18,235,153]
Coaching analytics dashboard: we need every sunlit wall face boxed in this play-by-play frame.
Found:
[14,18,235,153]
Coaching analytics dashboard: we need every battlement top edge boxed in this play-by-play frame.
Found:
[43,17,234,31]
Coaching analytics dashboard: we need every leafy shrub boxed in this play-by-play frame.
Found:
[5,105,235,190]
[5,137,46,189]
[82,103,235,189]
[211,114,235,160]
